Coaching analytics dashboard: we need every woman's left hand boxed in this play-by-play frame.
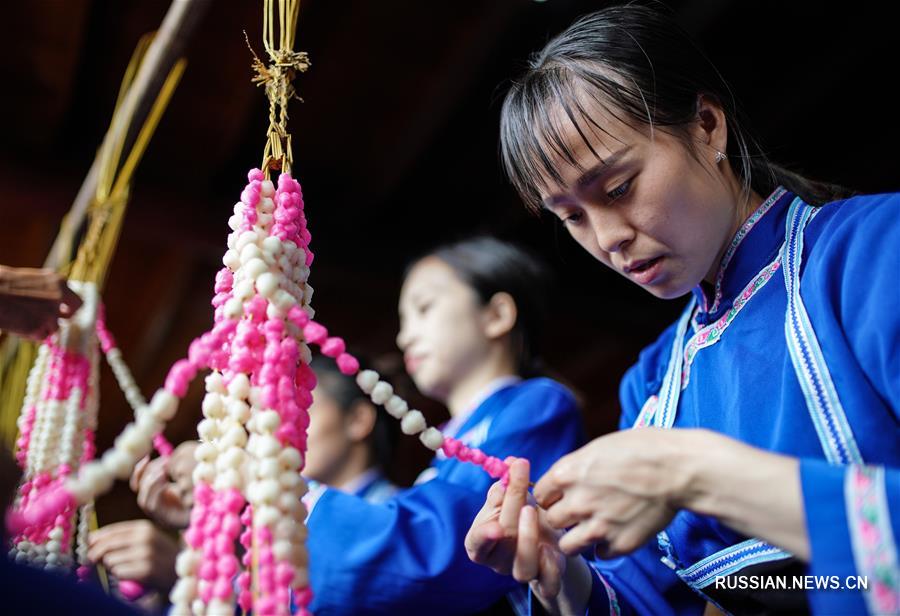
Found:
[533,427,697,558]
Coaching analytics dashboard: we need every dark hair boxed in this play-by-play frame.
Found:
[500,4,852,211]
[309,355,400,473]
[407,236,554,378]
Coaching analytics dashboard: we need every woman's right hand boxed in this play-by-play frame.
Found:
[130,441,198,530]
[465,458,582,603]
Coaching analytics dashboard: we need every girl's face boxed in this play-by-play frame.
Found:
[304,386,352,484]
[538,100,742,299]
[396,257,492,402]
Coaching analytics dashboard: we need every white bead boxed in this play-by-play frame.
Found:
[266,302,285,320]
[370,382,393,405]
[101,448,135,479]
[258,457,280,479]
[170,576,197,602]
[197,418,219,440]
[256,435,280,458]
[255,505,279,527]
[256,410,280,433]
[233,202,245,216]
[278,447,303,470]
[385,395,409,419]
[48,528,63,541]
[216,447,245,471]
[299,343,312,365]
[239,243,262,265]
[274,518,295,540]
[261,236,282,256]
[356,370,379,394]
[259,197,275,214]
[222,249,240,270]
[205,372,226,394]
[278,492,302,514]
[255,272,279,299]
[235,230,258,251]
[258,212,273,228]
[201,392,224,418]
[244,257,268,279]
[233,278,254,301]
[401,410,427,435]
[208,599,232,614]
[195,442,217,463]
[227,214,242,231]
[223,297,243,319]
[273,540,293,561]
[420,427,445,451]
[279,471,301,490]
[228,374,250,399]
[226,399,250,422]
[260,180,275,197]
[79,463,114,495]
[150,389,179,422]
[214,468,243,491]
[273,289,296,312]
[193,462,215,485]
[116,425,147,457]
[220,424,248,449]
[303,284,315,303]
[175,551,200,577]
[191,598,206,615]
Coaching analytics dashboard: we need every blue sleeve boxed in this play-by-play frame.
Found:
[806,194,900,410]
[799,195,900,615]
[307,379,586,615]
[801,460,900,615]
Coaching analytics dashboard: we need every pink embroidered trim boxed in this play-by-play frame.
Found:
[682,256,782,389]
[702,187,786,314]
[846,466,900,614]
[633,395,658,428]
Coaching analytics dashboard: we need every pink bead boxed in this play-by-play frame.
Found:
[275,562,295,586]
[259,548,275,566]
[118,580,145,600]
[212,578,232,600]
[76,565,91,581]
[216,554,238,580]
[199,582,213,604]
[248,168,265,182]
[456,446,471,462]
[238,589,253,612]
[470,449,486,465]
[199,560,217,581]
[321,337,346,358]
[336,353,359,375]
[302,322,327,345]
[224,489,245,514]
[237,571,251,590]
[257,597,276,615]
[214,534,231,556]
[293,587,314,607]
[287,306,309,328]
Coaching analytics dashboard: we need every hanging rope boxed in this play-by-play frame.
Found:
[247,0,309,179]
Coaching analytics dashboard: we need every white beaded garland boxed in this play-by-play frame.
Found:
[400,410,427,435]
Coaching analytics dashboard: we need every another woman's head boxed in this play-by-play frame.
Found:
[500,5,846,299]
[304,356,398,486]
[396,237,552,404]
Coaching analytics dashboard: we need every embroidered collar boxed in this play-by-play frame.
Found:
[692,187,793,321]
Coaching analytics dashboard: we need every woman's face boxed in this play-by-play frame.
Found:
[303,385,352,484]
[538,100,740,299]
[396,257,491,402]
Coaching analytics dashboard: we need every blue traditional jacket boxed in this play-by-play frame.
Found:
[307,377,585,614]
[581,189,900,615]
